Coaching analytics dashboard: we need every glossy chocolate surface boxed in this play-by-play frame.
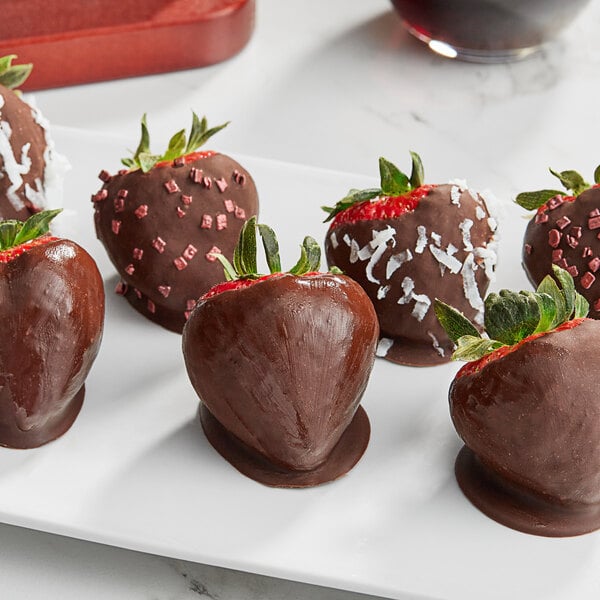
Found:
[450,319,600,535]
[0,85,47,220]
[94,153,258,333]
[523,187,600,316]
[325,184,496,366]
[183,273,378,486]
[0,238,105,448]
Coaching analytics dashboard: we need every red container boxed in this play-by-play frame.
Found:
[0,0,255,90]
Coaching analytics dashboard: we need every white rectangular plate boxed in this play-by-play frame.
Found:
[0,127,598,600]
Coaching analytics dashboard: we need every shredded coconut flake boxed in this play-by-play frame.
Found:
[450,185,461,206]
[365,226,396,284]
[459,218,474,251]
[431,232,442,247]
[415,225,428,254]
[473,242,498,282]
[475,205,487,220]
[461,253,484,324]
[386,249,413,279]
[330,231,339,249]
[428,331,445,357]
[429,244,463,274]
[411,293,431,322]
[397,276,415,304]
[377,285,390,300]
[376,338,394,357]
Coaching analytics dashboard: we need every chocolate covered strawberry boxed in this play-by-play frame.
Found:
[519,165,600,315]
[93,113,258,333]
[323,152,497,367]
[183,217,378,488]
[0,55,68,221]
[0,209,104,448]
[435,266,600,536]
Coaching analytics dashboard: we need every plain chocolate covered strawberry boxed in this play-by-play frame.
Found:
[183,218,378,488]
[0,55,67,221]
[323,153,497,366]
[93,113,258,333]
[519,165,600,315]
[0,210,105,448]
[435,266,600,536]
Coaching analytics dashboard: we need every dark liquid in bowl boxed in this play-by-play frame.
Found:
[391,0,590,51]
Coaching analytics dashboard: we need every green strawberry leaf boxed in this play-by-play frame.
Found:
[379,157,410,196]
[433,299,480,344]
[536,273,567,328]
[532,292,557,334]
[484,290,540,346]
[162,129,187,162]
[409,151,425,188]
[138,152,162,173]
[0,55,32,90]
[0,209,62,251]
[549,168,589,195]
[302,236,321,272]
[233,216,257,276]
[257,223,281,274]
[594,165,600,185]
[452,336,505,362]
[210,253,237,281]
[515,189,563,211]
[551,263,576,318]
[322,188,381,222]
[574,292,590,318]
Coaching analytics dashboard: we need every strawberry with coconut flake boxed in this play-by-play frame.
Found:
[323,152,497,366]
[519,165,600,314]
[0,55,67,221]
[0,209,104,448]
[93,113,258,333]
[182,217,378,488]
[435,265,600,537]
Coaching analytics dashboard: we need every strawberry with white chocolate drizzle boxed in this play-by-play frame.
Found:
[323,152,498,366]
[519,165,600,315]
[93,113,258,333]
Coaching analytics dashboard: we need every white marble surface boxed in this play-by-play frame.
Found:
[3,0,600,598]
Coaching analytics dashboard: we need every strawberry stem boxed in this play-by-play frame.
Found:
[0,209,61,251]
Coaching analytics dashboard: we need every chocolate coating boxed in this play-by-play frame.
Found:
[0,239,105,448]
[0,85,47,220]
[523,187,600,315]
[325,184,497,366]
[94,153,258,333]
[450,319,600,536]
[182,273,378,487]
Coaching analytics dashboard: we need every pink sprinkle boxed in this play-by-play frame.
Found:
[583,246,593,258]
[152,237,166,253]
[535,212,549,224]
[556,216,571,230]
[224,199,235,213]
[524,244,532,255]
[201,214,213,229]
[552,249,563,262]
[571,226,582,239]
[215,177,228,193]
[581,272,596,289]
[158,285,171,298]
[98,170,111,182]
[557,258,569,270]
[118,168,128,175]
[566,265,579,277]
[115,281,128,295]
[233,170,246,185]
[216,214,228,230]
[547,196,564,210]
[134,204,149,219]
[133,248,144,260]
[548,229,561,248]
[234,206,246,220]
[177,206,186,218]
[173,157,185,167]
[589,257,600,272]
[190,168,203,183]
[590,208,600,218]
[117,189,129,199]
[125,264,135,275]
[594,298,600,311]
[184,311,193,320]
[114,197,125,213]
[134,288,142,299]
[174,256,188,270]
[164,179,180,194]
[182,194,192,205]
[92,189,108,203]
[205,246,221,261]
[186,299,197,311]
[183,244,198,260]
[203,176,212,189]
[111,219,121,235]
[589,216,600,230]
[566,235,579,249]
[147,299,156,314]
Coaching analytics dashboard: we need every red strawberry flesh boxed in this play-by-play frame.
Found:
[0,235,57,263]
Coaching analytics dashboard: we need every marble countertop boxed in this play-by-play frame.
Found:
[3,1,600,598]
